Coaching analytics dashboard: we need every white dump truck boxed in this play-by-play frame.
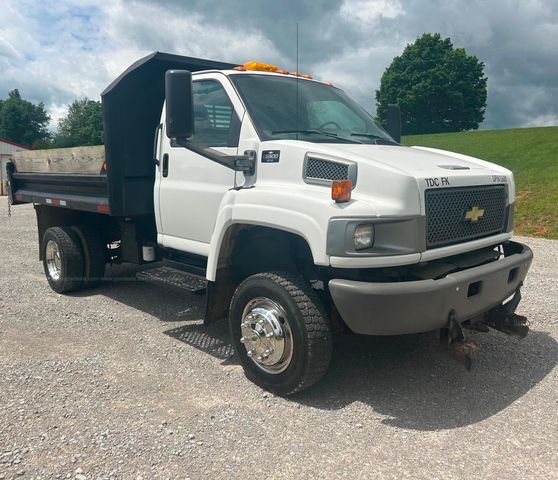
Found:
[7,52,533,395]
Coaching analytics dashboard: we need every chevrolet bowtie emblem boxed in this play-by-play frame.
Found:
[465,206,485,222]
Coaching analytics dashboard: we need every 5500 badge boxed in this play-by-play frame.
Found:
[261,150,280,163]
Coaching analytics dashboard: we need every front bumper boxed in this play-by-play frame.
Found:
[328,241,533,335]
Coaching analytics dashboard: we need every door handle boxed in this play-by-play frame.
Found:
[162,153,169,177]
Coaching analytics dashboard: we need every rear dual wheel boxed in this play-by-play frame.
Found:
[42,227,84,293]
[229,272,332,396]
[41,226,106,293]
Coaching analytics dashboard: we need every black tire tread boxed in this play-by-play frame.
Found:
[42,227,84,293]
[232,271,332,395]
[72,225,106,287]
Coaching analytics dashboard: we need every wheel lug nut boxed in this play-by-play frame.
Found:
[247,350,254,357]
[250,335,259,341]
[266,332,273,338]
[257,356,263,362]
[240,336,246,343]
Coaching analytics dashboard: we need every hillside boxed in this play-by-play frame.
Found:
[403,126,558,239]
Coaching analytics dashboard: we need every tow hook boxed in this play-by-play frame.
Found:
[484,288,529,338]
[441,310,478,371]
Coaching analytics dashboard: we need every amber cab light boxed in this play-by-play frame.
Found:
[331,179,352,203]
[244,61,278,72]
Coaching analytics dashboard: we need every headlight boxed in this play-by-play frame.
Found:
[353,224,374,250]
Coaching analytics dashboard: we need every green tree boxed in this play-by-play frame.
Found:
[376,33,487,135]
[54,98,103,147]
[0,89,51,146]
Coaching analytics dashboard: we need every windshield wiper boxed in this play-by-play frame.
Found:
[350,132,400,145]
[271,129,362,144]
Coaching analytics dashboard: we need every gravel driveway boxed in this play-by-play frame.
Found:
[1,198,557,480]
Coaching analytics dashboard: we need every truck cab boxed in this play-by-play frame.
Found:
[7,52,533,395]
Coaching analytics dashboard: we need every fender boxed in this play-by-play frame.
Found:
[207,187,331,281]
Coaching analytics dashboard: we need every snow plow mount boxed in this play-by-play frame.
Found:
[441,286,528,371]
[483,287,529,339]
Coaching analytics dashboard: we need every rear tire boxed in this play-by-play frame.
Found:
[41,227,84,293]
[72,225,107,287]
[229,272,332,396]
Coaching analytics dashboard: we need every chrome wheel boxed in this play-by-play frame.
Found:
[45,239,62,281]
[240,297,293,374]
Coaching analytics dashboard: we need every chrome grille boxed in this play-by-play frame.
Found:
[305,158,348,182]
[425,185,508,248]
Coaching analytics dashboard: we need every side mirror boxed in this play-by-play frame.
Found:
[386,104,401,143]
[165,70,194,143]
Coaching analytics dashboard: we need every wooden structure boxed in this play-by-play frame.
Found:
[11,146,105,175]
[1,139,31,195]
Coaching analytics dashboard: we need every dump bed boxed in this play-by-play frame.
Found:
[7,51,235,217]
[8,146,109,213]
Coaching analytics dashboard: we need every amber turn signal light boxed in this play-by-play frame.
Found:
[331,179,352,203]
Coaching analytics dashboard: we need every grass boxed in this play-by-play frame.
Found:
[403,126,558,239]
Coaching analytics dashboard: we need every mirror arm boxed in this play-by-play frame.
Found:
[170,138,256,175]
[153,123,162,166]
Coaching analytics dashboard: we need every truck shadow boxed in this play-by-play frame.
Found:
[78,265,558,431]
[163,320,557,431]
[296,328,558,430]
[70,263,206,322]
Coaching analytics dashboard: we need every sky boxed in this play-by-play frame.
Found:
[1,0,557,131]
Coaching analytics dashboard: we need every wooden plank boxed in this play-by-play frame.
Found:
[11,146,105,175]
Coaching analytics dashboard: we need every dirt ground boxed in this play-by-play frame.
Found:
[1,199,557,480]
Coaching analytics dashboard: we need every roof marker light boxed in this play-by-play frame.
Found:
[244,61,278,72]
[237,62,314,79]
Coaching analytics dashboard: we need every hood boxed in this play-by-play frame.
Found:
[313,143,499,176]
[256,140,514,216]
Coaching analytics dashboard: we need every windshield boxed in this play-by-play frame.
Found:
[230,74,396,144]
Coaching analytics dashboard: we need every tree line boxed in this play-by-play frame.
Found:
[0,32,487,149]
[0,90,103,149]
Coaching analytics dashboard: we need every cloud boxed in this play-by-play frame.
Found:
[0,0,556,130]
[340,0,404,24]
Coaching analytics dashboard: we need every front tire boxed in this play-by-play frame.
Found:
[41,227,84,293]
[229,272,332,396]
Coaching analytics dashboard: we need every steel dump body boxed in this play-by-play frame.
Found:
[8,146,109,213]
[8,52,235,216]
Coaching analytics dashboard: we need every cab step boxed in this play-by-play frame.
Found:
[136,266,207,294]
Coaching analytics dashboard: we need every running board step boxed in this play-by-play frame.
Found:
[136,266,207,294]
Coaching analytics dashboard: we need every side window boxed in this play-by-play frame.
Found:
[191,80,240,147]
[307,101,365,132]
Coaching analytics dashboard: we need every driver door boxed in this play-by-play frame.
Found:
[156,76,242,256]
